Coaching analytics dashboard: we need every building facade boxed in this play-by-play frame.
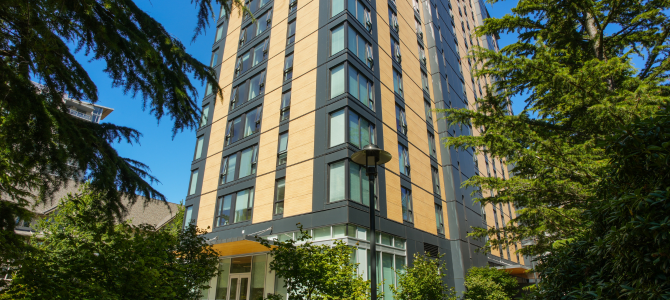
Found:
[186,0,529,298]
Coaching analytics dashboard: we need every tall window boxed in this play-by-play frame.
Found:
[184,206,193,229]
[284,53,294,82]
[414,18,423,38]
[211,50,219,67]
[189,169,199,195]
[401,187,413,222]
[393,68,403,96]
[230,70,267,109]
[391,37,401,63]
[421,71,429,92]
[330,64,346,98]
[287,20,296,45]
[432,166,441,196]
[329,109,346,146]
[348,66,374,109]
[277,131,288,166]
[289,0,298,13]
[200,105,210,127]
[395,105,407,135]
[349,160,376,207]
[219,145,259,184]
[225,106,263,145]
[331,24,345,55]
[330,108,375,148]
[216,24,224,41]
[256,10,272,35]
[274,178,286,215]
[424,100,433,123]
[215,188,255,226]
[388,9,399,32]
[280,90,291,121]
[194,136,205,160]
[398,144,410,176]
[329,160,346,202]
[348,26,374,69]
[331,0,345,16]
[435,204,444,234]
[347,0,372,31]
[418,43,426,65]
[428,131,437,158]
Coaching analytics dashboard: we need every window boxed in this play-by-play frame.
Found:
[347,65,374,109]
[424,100,433,123]
[389,9,399,32]
[401,187,413,222]
[287,20,296,45]
[274,178,286,215]
[412,0,419,12]
[219,144,259,184]
[348,26,374,69]
[189,169,199,195]
[230,70,266,109]
[421,71,429,92]
[428,131,437,158]
[184,206,194,229]
[256,10,272,35]
[329,109,345,146]
[435,204,444,234]
[215,188,255,226]
[330,64,346,98]
[289,0,297,13]
[393,68,403,96]
[206,83,213,96]
[252,40,269,67]
[277,131,288,166]
[348,0,371,31]
[280,90,291,121]
[210,51,219,67]
[418,43,426,65]
[329,160,346,202]
[348,110,375,148]
[415,18,423,38]
[284,54,294,82]
[331,24,345,55]
[195,136,205,160]
[200,105,210,127]
[391,37,401,63]
[225,106,263,145]
[216,24,224,41]
[259,0,271,8]
[349,160,377,207]
[332,0,345,16]
[398,144,410,176]
[432,167,441,195]
[395,105,407,135]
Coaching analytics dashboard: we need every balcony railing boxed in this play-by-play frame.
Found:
[68,109,92,121]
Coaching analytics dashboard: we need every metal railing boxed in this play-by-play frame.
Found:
[68,109,92,121]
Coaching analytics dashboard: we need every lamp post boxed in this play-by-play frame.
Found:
[350,144,392,300]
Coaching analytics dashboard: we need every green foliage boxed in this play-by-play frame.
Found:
[257,224,373,300]
[0,185,220,300]
[440,0,670,256]
[463,267,518,300]
[391,253,457,300]
[531,114,670,299]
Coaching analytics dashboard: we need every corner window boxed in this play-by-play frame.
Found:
[398,144,410,176]
[348,110,375,148]
[225,106,263,146]
[395,105,407,135]
[189,169,199,195]
[331,0,344,17]
[215,188,255,226]
[194,136,205,160]
[216,24,224,41]
[274,178,286,215]
[391,37,401,63]
[277,131,288,166]
[329,160,346,202]
[280,90,291,121]
[330,64,346,99]
[435,204,444,234]
[329,109,346,146]
[401,187,413,222]
[393,68,403,96]
[331,24,345,56]
[287,20,297,45]
[349,160,377,207]
[347,65,374,109]
[219,144,259,184]
[428,131,437,158]
[200,105,210,127]
[348,26,374,69]
[348,0,371,31]
[432,166,441,196]
[284,54,294,82]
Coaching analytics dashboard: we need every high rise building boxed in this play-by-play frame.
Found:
[186,0,530,298]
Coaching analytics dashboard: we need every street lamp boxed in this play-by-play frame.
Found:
[350,144,392,300]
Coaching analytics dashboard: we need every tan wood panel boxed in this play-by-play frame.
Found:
[412,187,437,235]
[385,169,404,223]
[253,170,277,223]
[283,111,315,217]
[484,203,502,258]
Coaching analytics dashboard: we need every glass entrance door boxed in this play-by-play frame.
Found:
[228,274,250,300]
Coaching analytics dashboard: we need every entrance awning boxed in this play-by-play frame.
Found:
[207,227,274,257]
[496,265,536,279]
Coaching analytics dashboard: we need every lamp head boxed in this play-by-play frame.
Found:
[351,144,393,166]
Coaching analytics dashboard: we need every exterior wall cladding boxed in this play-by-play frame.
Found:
[186,0,530,297]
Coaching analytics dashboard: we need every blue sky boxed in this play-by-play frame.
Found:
[74,0,523,204]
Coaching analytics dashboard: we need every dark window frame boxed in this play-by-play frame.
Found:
[435,203,444,234]
[280,90,291,121]
[328,107,376,149]
[398,143,410,176]
[274,177,286,215]
[395,105,407,135]
[234,39,269,77]
[277,131,289,166]
[431,166,441,196]
[214,187,255,227]
[401,186,413,222]
[224,105,264,146]
[219,144,259,185]
[283,53,294,82]
[230,70,267,110]
[326,158,379,209]
[287,19,297,45]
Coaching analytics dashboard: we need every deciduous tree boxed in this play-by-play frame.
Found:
[390,253,457,300]
[463,267,518,300]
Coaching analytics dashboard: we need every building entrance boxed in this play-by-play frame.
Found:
[227,274,251,300]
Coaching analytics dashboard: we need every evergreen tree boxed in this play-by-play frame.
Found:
[441,0,669,256]
[0,0,249,275]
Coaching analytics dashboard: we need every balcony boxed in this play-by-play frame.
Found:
[68,108,92,121]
